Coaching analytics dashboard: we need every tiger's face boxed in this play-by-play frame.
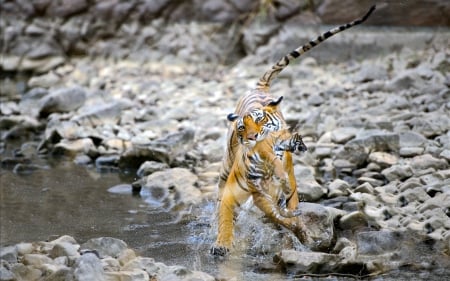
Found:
[227,96,283,147]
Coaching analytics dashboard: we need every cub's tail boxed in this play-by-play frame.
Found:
[256,5,376,90]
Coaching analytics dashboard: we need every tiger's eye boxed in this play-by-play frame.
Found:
[237,125,244,131]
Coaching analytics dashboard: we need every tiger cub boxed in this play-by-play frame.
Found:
[211,5,376,256]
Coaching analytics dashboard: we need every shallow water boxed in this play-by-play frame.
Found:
[1,158,449,280]
[0,158,286,280]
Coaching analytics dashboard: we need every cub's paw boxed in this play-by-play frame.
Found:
[210,244,229,256]
[292,133,307,152]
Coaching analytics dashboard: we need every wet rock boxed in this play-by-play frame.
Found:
[107,184,133,195]
[136,160,169,178]
[12,163,48,175]
[73,154,93,165]
[105,270,149,281]
[275,250,339,274]
[296,203,335,252]
[39,86,87,117]
[52,138,97,157]
[0,264,15,281]
[80,237,128,259]
[141,168,201,209]
[0,246,17,263]
[356,230,403,255]
[95,155,120,169]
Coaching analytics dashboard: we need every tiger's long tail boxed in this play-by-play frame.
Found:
[256,5,376,90]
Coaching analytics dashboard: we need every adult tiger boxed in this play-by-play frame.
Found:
[211,5,376,256]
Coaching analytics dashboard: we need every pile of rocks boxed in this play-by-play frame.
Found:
[0,235,214,281]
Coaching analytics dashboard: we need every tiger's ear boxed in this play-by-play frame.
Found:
[227,113,239,122]
[267,96,283,107]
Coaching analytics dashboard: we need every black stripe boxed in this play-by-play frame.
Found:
[290,50,300,58]
[323,31,332,38]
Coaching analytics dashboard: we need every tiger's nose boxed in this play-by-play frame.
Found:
[247,133,257,141]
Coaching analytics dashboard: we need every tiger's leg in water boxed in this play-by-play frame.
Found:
[252,191,306,243]
[211,186,239,256]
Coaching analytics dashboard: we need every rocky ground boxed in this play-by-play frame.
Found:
[1,22,450,281]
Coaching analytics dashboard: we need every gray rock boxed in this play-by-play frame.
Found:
[107,184,133,195]
[0,246,17,263]
[410,154,448,171]
[119,129,195,168]
[0,265,15,281]
[39,86,87,117]
[356,230,403,255]
[9,263,42,281]
[22,254,53,267]
[141,168,201,209]
[296,203,335,252]
[50,242,80,259]
[336,132,399,167]
[352,63,388,83]
[354,182,375,194]
[136,161,169,178]
[52,138,97,157]
[295,165,326,201]
[73,100,133,127]
[328,179,350,197]
[368,151,398,168]
[399,146,425,157]
[330,127,358,144]
[275,250,339,274]
[382,164,413,181]
[339,211,370,231]
[73,252,105,281]
[80,237,127,259]
[104,270,149,281]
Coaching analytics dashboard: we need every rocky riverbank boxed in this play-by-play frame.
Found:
[1,22,450,281]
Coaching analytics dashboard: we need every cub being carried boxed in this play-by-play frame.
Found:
[211,5,376,256]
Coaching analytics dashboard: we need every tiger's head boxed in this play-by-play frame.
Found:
[227,96,284,147]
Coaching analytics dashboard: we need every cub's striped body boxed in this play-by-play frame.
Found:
[211,5,376,255]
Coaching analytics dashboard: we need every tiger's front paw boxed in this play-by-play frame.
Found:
[210,244,229,256]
